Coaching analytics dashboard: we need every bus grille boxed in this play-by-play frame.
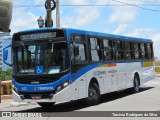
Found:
[15,79,54,84]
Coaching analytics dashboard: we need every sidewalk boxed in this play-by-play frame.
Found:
[0,99,37,109]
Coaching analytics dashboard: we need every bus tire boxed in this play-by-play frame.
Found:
[132,74,140,93]
[82,82,100,106]
[37,102,55,108]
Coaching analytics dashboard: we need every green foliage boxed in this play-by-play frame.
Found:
[0,68,12,81]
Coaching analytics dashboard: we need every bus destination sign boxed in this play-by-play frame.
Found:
[20,32,56,41]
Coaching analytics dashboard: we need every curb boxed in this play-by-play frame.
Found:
[10,102,37,107]
[10,102,29,107]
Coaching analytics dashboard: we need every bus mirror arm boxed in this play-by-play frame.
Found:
[75,46,79,56]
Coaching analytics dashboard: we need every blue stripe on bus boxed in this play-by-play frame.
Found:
[12,74,70,93]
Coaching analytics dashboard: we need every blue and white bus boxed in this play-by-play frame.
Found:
[12,28,155,107]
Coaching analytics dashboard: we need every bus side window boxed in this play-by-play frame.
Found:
[103,39,112,61]
[144,43,148,60]
[75,43,86,63]
[114,40,124,61]
[141,43,145,60]
[133,43,140,60]
[124,42,132,60]
[89,38,100,62]
[70,42,86,64]
[147,43,152,60]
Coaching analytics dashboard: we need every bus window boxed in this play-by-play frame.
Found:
[113,40,124,61]
[75,43,86,63]
[103,39,112,61]
[141,43,145,60]
[134,43,140,60]
[90,38,100,62]
[124,42,132,60]
[147,43,152,60]
[144,43,148,60]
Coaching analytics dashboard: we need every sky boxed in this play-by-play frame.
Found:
[11,0,160,58]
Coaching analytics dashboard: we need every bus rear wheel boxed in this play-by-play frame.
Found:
[132,74,140,93]
[37,102,55,108]
[82,83,100,106]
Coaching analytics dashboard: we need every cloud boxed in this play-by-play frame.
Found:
[108,0,146,24]
[61,0,108,28]
[108,10,137,24]
[34,0,44,5]
[113,24,128,34]
[11,0,107,31]
[10,7,38,34]
[123,28,160,58]
[125,28,154,38]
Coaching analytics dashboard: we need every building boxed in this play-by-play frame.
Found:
[0,39,2,68]
[0,32,12,71]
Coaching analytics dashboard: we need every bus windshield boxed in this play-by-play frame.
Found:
[13,42,69,75]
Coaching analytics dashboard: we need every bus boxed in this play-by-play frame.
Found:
[12,28,155,107]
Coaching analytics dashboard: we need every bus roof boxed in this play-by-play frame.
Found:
[18,27,152,43]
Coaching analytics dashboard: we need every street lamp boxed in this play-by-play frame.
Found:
[37,16,44,28]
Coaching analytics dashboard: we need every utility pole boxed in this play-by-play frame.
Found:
[56,0,60,28]
[45,0,53,27]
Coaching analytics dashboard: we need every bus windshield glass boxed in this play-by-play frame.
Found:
[13,42,69,75]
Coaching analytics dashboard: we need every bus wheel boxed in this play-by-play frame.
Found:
[132,75,140,93]
[82,83,100,106]
[37,102,55,108]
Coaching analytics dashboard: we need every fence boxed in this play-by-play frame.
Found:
[0,80,12,95]
[155,60,160,73]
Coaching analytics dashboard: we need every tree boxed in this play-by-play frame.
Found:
[0,68,12,81]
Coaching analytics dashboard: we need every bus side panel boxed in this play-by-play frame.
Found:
[140,62,155,85]
[78,74,87,99]
[70,73,88,100]
[71,79,79,100]
[103,67,112,93]
[54,85,72,102]
[77,68,105,99]
[126,62,141,88]
[87,68,106,95]
[72,67,106,100]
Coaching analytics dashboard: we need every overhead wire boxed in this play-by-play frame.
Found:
[13,0,160,12]
[111,0,160,12]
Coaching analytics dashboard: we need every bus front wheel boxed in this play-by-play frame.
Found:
[82,82,100,106]
[37,102,55,108]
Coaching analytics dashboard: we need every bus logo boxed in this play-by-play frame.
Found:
[36,66,44,74]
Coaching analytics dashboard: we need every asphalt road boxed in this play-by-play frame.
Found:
[0,77,160,119]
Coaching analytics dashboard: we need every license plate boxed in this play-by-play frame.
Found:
[31,95,42,99]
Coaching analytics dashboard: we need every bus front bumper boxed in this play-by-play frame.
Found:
[12,85,72,103]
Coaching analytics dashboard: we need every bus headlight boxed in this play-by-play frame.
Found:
[55,81,69,93]
[63,81,69,87]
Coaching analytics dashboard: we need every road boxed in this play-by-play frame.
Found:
[0,77,160,118]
